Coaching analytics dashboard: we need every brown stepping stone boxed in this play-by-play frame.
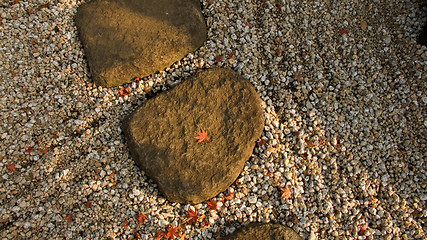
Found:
[122,68,264,204]
[75,0,206,87]
[219,223,303,240]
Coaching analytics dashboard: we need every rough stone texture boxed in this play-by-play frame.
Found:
[122,68,264,204]
[75,0,206,87]
[219,223,303,240]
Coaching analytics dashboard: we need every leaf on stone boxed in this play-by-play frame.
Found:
[6,163,16,171]
[194,129,211,143]
[86,201,93,208]
[281,187,292,200]
[186,209,198,224]
[166,226,179,240]
[137,213,147,223]
[206,199,218,210]
[119,86,131,96]
[245,20,251,28]
[215,55,222,62]
[65,213,73,222]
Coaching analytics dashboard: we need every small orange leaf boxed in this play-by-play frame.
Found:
[222,191,234,204]
[257,138,266,147]
[358,225,367,236]
[166,226,179,240]
[40,147,49,155]
[155,230,168,240]
[265,167,273,176]
[194,129,212,143]
[86,201,93,208]
[119,86,131,96]
[6,163,16,171]
[281,187,292,200]
[137,213,147,223]
[339,29,349,34]
[201,218,211,229]
[206,199,217,210]
[25,147,34,154]
[123,220,129,229]
[186,209,198,225]
[65,214,73,222]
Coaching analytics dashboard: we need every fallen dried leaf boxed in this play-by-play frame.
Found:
[155,230,168,240]
[281,186,292,200]
[339,29,349,34]
[206,199,218,210]
[194,129,214,143]
[25,147,34,154]
[166,226,179,240]
[186,209,198,224]
[65,214,73,222]
[119,86,131,96]
[215,55,223,62]
[257,138,266,147]
[137,213,147,223]
[6,163,16,171]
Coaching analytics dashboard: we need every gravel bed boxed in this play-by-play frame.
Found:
[0,0,426,239]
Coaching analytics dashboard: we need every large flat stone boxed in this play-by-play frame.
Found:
[122,68,264,204]
[75,0,206,87]
[219,223,303,240]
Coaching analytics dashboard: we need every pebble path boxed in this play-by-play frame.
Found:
[0,0,426,239]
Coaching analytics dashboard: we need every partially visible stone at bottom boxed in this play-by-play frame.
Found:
[219,223,303,240]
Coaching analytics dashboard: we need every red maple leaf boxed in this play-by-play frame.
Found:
[201,218,211,229]
[6,163,16,171]
[119,86,131,96]
[265,167,273,176]
[123,220,130,229]
[281,187,292,200]
[186,209,198,224]
[40,147,49,155]
[206,199,218,210]
[358,225,367,236]
[166,226,179,240]
[137,213,147,223]
[25,147,34,154]
[339,29,349,34]
[257,138,266,147]
[194,129,214,143]
[155,230,168,240]
[222,191,234,204]
[228,51,236,59]
[65,214,73,222]
[215,55,223,62]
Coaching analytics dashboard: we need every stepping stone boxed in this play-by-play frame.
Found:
[122,68,264,204]
[75,0,206,87]
[219,223,303,240]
